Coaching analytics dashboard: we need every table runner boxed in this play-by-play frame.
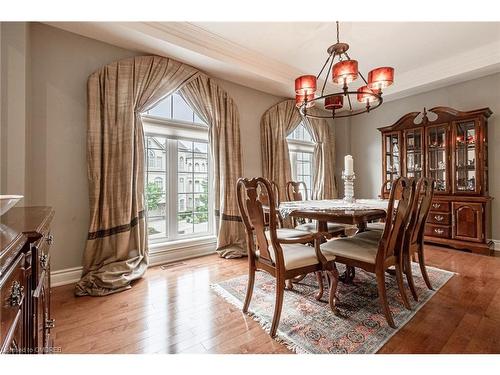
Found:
[278,199,389,219]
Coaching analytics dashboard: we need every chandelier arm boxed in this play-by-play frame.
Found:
[347,92,353,111]
[345,52,370,86]
[321,53,336,97]
[316,52,333,81]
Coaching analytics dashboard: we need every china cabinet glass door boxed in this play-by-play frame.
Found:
[384,132,400,191]
[404,129,423,179]
[426,125,449,192]
[454,120,478,193]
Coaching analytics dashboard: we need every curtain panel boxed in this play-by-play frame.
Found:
[303,107,338,200]
[260,99,302,202]
[180,74,246,258]
[76,55,244,296]
[260,100,337,203]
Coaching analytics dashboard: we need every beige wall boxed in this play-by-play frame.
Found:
[28,23,284,271]
[1,22,30,198]
[336,73,500,239]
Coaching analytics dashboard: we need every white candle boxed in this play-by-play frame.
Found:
[344,155,354,175]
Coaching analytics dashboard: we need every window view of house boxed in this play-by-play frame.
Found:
[144,92,211,242]
[287,123,314,198]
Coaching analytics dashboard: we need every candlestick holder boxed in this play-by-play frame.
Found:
[342,170,356,203]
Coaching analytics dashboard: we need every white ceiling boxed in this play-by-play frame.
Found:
[47,22,500,103]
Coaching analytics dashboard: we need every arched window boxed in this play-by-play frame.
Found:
[179,198,185,212]
[195,163,200,172]
[145,92,207,126]
[287,122,315,196]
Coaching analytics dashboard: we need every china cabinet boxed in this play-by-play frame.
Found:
[378,107,493,255]
[0,207,55,353]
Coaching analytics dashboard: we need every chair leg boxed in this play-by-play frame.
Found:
[243,265,256,313]
[418,246,433,290]
[315,271,324,301]
[404,252,418,301]
[326,264,339,313]
[395,262,411,310]
[270,276,285,338]
[376,269,396,328]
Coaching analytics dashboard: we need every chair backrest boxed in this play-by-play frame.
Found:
[376,177,416,264]
[286,181,308,201]
[237,177,283,267]
[258,180,281,207]
[406,177,435,247]
[379,178,393,199]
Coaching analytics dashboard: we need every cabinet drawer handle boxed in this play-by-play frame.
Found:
[8,281,24,307]
[434,228,445,235]
[434,215,444,222]
[46,234,53,245]
[45,318,56,329]
[432,203,441,209]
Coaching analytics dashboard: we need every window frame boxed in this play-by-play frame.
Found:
[287,123,315,198]
[143,116,215,248]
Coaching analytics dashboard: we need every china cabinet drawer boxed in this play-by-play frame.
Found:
[429,201,450,213]
[427,212,451,225]
[0,254,25,349]
[425,224,451,239]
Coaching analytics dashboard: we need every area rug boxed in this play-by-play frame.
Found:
[211,263,454,354]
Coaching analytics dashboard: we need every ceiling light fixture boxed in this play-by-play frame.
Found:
[294,21,395,119]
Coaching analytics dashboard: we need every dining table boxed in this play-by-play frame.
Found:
[278,198,390,283]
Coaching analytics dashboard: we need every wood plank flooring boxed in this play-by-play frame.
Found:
[51,246,500,354]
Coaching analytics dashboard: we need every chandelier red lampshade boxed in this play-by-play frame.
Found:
[293,21,395,119]
[324,95,343,110]
[332,60,358,85]
[368,67,394,90]
[357,86,379,103]
[295,93,316,108]
[295,75,317,95]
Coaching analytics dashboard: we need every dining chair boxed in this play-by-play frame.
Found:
[320,177,416,328]
[401,177,435,300]
[366,178,400,231]
[237,177,339,337]
[285,180,346,237]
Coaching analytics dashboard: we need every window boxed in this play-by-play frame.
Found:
[143,92,213,244]
[287,122,315,198]
[146,92,206,125]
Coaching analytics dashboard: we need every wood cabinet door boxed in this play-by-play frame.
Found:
[452,202,483,242]
[425,123,451,194]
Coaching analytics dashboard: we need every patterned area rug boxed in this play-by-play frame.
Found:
[212,263,453,354]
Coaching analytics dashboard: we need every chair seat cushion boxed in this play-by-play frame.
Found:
[257,243,336,271]
[320,233,380,264]
[295,222,345,234]
[265,228,312,241]
[366,221,385,231]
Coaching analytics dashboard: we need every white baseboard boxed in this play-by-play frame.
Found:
[50,238,217,287]
[489,239,500,252]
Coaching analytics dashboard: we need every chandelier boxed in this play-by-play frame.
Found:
[295,22,395,119]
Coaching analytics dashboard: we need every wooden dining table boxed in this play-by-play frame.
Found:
[278,198,389,283]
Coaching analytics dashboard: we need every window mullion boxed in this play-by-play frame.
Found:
[168,139,178,239]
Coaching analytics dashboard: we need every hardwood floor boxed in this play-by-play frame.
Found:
[51,245,500,354]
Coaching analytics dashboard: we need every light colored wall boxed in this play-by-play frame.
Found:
[213,78,285,177]
[29,23,137,271]
[341,73,500,239]
[28,23,284,271]
[0,22,30,199]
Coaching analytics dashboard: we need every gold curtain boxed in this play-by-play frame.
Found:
[303,107,338,199]
[260,99,302,202]
[76,56,198,296]
[180,74,246,258]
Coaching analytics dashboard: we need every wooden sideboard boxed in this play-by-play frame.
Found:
[0,207,55,354]
[378,107,493,255]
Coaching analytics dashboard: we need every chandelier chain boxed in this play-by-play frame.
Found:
[336,21,340,44]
